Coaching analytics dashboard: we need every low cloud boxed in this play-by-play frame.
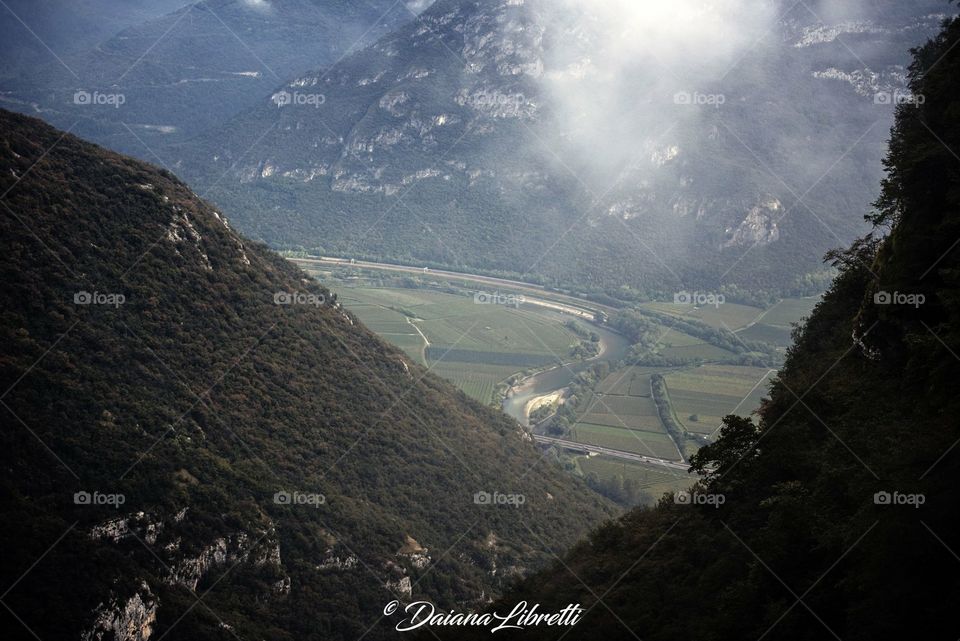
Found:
[537,0,778,183]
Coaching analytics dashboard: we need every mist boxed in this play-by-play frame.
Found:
[537,0,779,187]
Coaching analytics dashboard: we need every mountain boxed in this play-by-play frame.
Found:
[0,108,615,641]
[0,0,192,73]
[171,0,953,300]
[0,0,423,155]
[428,15,960,640]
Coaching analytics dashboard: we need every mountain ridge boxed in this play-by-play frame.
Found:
[170,0,953,299]
[0,0,420,155]
[0,107,615,641]
[425,13,960,640]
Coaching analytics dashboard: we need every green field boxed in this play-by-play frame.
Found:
[637,323,739,362]
[736,296,821,347]
[664,365,774,435]
[427,361,520,403]
[738,322,793,345]
[569,367,682,461]
[641,296,819,349]
[641,300,764,330]
[335,286,583,403]
[570,424,681,460]
[659,342,737,361]
[760,296,820,326]
[595,365,665,395]
[576,455,694,504]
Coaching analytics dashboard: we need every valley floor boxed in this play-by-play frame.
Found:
[293,256,817,506]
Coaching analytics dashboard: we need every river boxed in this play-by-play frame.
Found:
[501,319,632,425]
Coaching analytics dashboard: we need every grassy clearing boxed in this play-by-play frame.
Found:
[644,296,819,350]
[658,330,705,347]
[425,347,556,368]
[644,325,738,362]
[664,365,773,435]
[571,424,681,460]
[418,309,575,356]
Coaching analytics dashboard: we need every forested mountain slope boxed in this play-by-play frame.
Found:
[0,108,614,641]
[431,13,960,641]
[0,0,418,154]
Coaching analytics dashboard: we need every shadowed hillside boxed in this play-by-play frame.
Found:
[427,13,960,641]
[0,109,615,641]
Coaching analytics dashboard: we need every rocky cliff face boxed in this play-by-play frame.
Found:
[83,582,158,641]
[724,199,782,248]
[173,0,950,294]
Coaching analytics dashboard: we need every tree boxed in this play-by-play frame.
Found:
[688,415,759,482]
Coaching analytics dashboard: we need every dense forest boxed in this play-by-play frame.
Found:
[430,13,960,641]
[0,109,616,641]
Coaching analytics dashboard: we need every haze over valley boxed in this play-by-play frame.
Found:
[1,1,958,640]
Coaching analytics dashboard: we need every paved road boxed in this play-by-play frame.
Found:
[532,435,690,472]
[292,256,608,319]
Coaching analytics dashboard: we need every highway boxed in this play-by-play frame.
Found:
[291,256,607,320]
[532,435,691,472]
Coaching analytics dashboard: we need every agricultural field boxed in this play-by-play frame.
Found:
[569,366,682,461]
[737,296,821,348]
[427,361,520,404]
[570,424,680,460]
[663,365,774,435]
[576,455,694,505]
[641,296,820,348]
[760,296,820,326]
[334,286,584,403]
[658,341,737,362]
[633,322,739,362]
[737,322,793,345]
[641,300,764,330]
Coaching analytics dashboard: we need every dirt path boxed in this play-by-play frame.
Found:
[407,317,430,364]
